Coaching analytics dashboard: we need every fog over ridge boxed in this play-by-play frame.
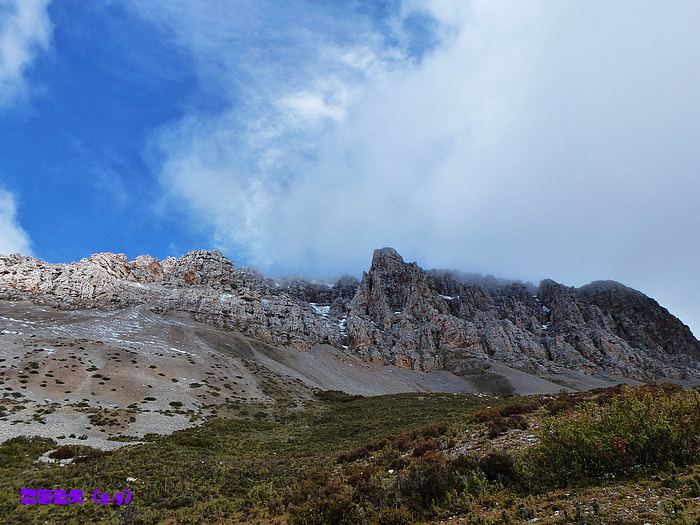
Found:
[125,0,700,336]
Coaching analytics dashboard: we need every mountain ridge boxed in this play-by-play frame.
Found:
[1,247,698,383]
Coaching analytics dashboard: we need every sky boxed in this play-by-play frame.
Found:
[0,0,698,336]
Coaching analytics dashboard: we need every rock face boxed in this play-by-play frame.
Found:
[1,248,698,382]
[346,249,700,380]
[0,251,340,350]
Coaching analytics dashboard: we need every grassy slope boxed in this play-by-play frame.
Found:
[0,393,498,524]
[1,388,699,524]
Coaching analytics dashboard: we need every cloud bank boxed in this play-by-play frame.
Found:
[0,189,32,255]
[132,1,700,335]
[0,0,52,106]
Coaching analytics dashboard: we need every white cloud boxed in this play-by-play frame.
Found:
[278,88,347,124]
[0,189,32,255]
[0,0,52,106]
[136,1,700,335]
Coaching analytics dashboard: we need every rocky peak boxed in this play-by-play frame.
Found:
[164,250,235,288]
[346,250,700,379]
[0,246,698,382]
[353,248,446,323]
[578,280,700,358]
[0,250,237,308]
[370,247,406,271]
[537,279,585,328]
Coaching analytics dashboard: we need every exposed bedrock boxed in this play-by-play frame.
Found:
[1,247,698,381]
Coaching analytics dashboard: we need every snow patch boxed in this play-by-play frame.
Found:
[170,347,193,356]
[310,303,330,316]
[0,315,33,324]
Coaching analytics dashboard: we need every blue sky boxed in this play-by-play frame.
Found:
[0,0,699,336]
[1,1,203,261]
[0,0,435,263]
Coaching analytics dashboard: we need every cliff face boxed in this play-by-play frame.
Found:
[0,251,341,350]
[347,249,700,380]
[1,247,698,381]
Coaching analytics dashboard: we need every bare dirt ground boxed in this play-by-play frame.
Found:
[0,299,639,449]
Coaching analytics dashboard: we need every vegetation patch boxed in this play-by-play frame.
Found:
[1,386,699,524]
[519,384,700,489]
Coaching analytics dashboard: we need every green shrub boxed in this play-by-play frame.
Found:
[417,423,448,438]
[479,452,516,484]
[0,436,55,467]
[373,507,414,525]
[289,496,366,525]
[520,386,700,489]
[281,470,348,509]
[314,390,363,403]
[398,454,461,511]
[348,467,400,510]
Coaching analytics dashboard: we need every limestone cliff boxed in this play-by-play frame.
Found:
[1,247,698,381]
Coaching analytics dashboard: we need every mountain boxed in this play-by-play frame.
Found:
[1,247,698,449]
[1,247,697,384]
[348,248,700,382]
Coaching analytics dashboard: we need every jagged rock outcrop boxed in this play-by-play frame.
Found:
[0,247,698,381]
[345,248,700,380]
[0,251,340,350]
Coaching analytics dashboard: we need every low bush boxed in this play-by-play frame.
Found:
[487,417,510,439]
[479,452,516,484]
[289,496,365,525]
[474,400,540,424]
[473,407,502,423]
[486,413,528,438]
[337,446,370,464]
[451,453,479,475]
[417,423,448,438]
[412,439,437,457]
[507,414,528,430]
[393,433,414,452]
[499,401,539,417]
[520,386,700,489]
[374,507,415,525]
[544,398,575,416]
[314,390,364,403]
[398,454,462,511]
[0,436,55,468]
[48,446,75,460]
